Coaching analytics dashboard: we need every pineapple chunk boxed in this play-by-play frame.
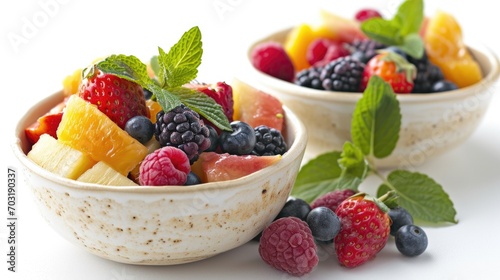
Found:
[77,161,138,186]
[27,134,96,179]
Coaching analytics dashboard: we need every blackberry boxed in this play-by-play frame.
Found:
[154,104,211,163]
[295,67,324,90]
[347,39,386,64]
[319,56,365,92]
[252,125,287,156]
[407,52,445,93]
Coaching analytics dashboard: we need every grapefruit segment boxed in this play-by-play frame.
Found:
[232,78,284,131]
[192,152,281,183]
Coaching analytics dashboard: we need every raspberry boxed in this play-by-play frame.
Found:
[259,217,318,276]
[354,8,382,22]
[154,104,211,163]
[251,42,295,82]
[139,146,191,186]
[251,125,287,156]
[310,189,356,212]
[319,56,365,92]
[306,38,350,67]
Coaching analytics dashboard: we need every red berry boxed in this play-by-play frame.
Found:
[139,146,191,186]
[334,193,390,268]
[259,217,318,276]
[79,67,149,129]
[310,189,356,212]
[355,8,382,22]
[307,39,350,67]
[251,42,295,82]
[184,81,234,132]
[361,52,416,93]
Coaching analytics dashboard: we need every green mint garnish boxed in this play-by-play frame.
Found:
[292,76,457,224]
[361,0,424,58]
[94,26,231,131]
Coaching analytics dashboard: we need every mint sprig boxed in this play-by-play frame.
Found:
[93,26,231,131]
[361,0,424,59]
[292,76,457,224]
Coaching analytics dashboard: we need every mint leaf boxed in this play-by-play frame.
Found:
[338,141,369,179]
[150,55,161,79]
[292,151,359,203]
[361,0,424,59]
[171,87,232,131]
[379,170,457,223]
[95,54,154,88]
[159,26,202,88]
[361,18,403,46]
[399,33,425,59]
[395,0,424,36]
[351,75,401,159]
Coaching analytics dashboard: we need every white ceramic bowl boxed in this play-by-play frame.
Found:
[246,28,500,168]
[12,90,307,265]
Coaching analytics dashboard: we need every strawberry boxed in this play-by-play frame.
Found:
[334,193,390,268]
[78,66,149,129]
[360,51,416,93]
[184,81,234,132]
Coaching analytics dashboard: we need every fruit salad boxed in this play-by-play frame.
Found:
[24,27,289,187]
[250,0,483,93]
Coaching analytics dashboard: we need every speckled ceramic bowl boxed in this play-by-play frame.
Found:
[12,90,307,265]
[246,28,500,168]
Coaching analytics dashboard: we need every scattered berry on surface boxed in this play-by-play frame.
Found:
[251,42,295,82]
[431,80,458,92]
[275,197,311,221]
[79,67,149,129]
[395,225,428,257]
[125,115,155,144]
[388,206,414,236]
[306,207,341,242]
[295,67,324,90]
[259,217,318,277]
[252,125,287,156]
[334,193,391,268]
[320,56,366,92]
[311,189,356,212]
[154,105,211,163]
[219,121,256,155]
[355,8,382,22]
[139,146,190,186]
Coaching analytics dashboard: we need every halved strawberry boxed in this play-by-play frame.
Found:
[78,66,149,129]
[185,81,234,132]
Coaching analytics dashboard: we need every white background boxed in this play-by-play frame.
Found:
[2,0,500,279]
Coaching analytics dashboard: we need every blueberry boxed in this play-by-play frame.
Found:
[306,207,341,241]
[219,121,256,155]
[431,80,458,92]
[388,206,414,236]
[275,197,311,221]
[204,125,219,152]
[125,115,155,144]
[395,225,428,257]
[143,88,153,100]
[185,172,202,185]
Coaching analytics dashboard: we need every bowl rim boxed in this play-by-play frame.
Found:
[12,90,308,194]
[247,27,500,104]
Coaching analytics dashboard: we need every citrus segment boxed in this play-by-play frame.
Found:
[57,95,148,175]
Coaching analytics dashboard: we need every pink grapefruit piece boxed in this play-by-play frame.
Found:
[192,152,281,183]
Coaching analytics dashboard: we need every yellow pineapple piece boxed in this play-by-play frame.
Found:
[77,161,138,186]
[27,134,96,179]
[146,99,162,123]
[62,68,83,96]
[57,95,148,175]
[128,137,161,184]
[424,11,483,88]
